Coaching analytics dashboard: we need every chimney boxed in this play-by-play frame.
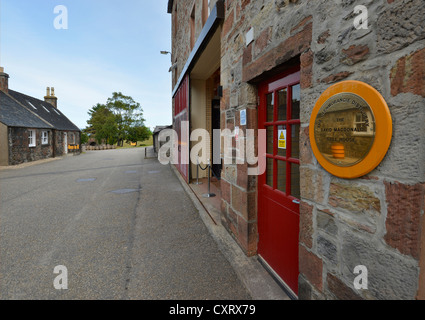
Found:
[0,67,10,93]
[44,86,58,108]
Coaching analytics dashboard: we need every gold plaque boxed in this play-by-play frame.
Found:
[314,93,376,167]
[310,81,392,179]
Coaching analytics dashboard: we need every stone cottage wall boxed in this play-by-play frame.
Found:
[54,130,81,157]
[8,128,53,165]
[54,130,65,157]
[219,0,425,299]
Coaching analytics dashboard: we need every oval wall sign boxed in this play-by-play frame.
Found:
[309,80,392,179]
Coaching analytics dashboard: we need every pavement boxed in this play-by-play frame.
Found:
[0,147,289,300]
[169,168,290,300]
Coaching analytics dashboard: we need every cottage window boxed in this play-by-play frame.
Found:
[41,131,49,145]
[28,130,36,147]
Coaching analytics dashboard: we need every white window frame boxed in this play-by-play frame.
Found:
[28,129,36,147]
[41,131,49,145]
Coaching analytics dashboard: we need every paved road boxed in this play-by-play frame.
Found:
[0,148,251,300]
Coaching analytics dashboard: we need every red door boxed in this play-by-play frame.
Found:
[258,67,301,297]
[174,75,189,182]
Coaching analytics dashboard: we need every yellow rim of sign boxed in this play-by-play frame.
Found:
[309,80,392,179]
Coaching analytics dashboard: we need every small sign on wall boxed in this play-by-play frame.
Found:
[246,28,254,46]
[278,129,287,149]
[240,109,246,126]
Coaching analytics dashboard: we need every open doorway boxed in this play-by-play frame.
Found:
[211,99,222,179]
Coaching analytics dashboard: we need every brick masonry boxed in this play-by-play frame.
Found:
[170,0,425,299]
[218,0,425,300]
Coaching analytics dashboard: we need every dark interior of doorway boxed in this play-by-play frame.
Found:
[211,99,222,179]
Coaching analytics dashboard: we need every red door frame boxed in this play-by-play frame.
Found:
[174,75,190,182]
[257,66,301,297]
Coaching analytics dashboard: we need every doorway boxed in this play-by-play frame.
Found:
[211,99,222,179]
[257,67,301,297]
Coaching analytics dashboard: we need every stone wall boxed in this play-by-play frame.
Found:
[9,128,53,165]
[6,128,80,165]
[54,130,65,157]
[53,130,81,156]
[171,0,221,89]
[218,0,425,299]
[171,0,204,88]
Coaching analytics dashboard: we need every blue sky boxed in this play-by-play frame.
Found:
[0,0,172,130]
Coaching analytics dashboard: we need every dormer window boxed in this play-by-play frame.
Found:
[27,101,37,110]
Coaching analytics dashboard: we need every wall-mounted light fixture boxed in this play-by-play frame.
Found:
[168,63,178,73]
[160,51,171,55]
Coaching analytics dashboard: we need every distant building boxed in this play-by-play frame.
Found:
[152,125,172,154]
[0,67,81,166]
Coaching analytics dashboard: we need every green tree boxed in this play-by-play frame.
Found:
[126,126,152,144]
[106,92,145,146]
[86,103,118,144]
[80,132,89,145]
[85,93,147,146]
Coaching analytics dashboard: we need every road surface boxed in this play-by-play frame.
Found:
[0,148,251,300]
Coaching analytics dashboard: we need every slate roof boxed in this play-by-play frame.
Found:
[153,125,172,135]
[0,91,52,129]
[7,90,80,131]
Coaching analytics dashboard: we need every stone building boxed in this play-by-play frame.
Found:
[0,67,81,166]
[153,125,172,154]
[167,0,425,299]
